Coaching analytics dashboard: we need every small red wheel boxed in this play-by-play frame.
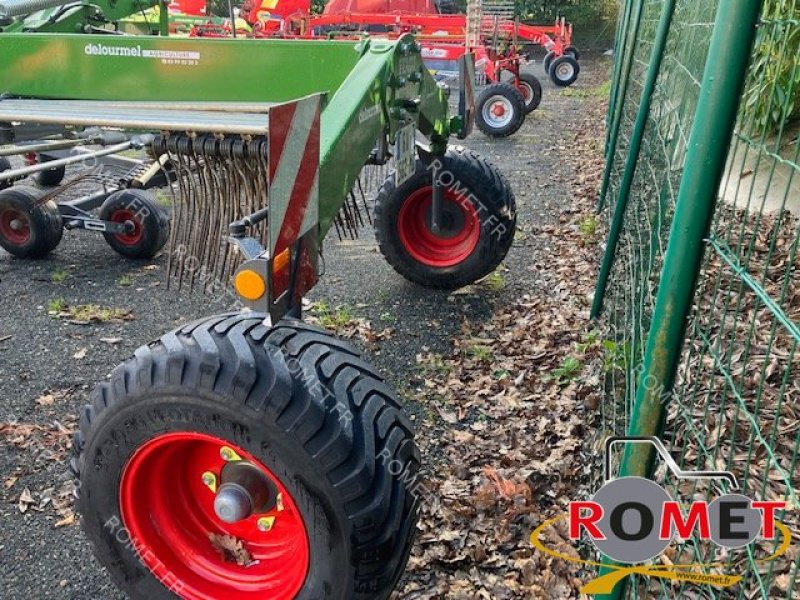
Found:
[516,73,543,113]
[120,432,309,600]
[99,189,169,259]
[0,185,63,258]
[475,82,525,137]
[397,186,480,268]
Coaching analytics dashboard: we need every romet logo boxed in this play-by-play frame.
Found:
[531,436,792,595]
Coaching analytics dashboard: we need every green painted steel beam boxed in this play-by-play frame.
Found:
[0,34,363,102]
[597,1,764,597]
[596,0,645,213]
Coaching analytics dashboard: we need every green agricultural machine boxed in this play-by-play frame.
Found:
[0,12,516,600]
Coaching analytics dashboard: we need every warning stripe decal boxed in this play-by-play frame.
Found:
[268,95,321,255]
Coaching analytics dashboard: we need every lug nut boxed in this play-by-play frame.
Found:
[219,446,237,461]
[257,516,275,532]
[201,471,217,491]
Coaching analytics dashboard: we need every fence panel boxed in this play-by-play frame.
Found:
[593,0,800,597]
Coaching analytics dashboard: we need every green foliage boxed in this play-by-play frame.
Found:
[207,0,232,17]
[48,297,66,313]
[549,355,583,384]
[516,0,618,46]
[743,0,800,132]
[51,268,69,283]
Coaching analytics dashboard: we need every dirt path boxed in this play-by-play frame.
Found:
[0,56,609,599]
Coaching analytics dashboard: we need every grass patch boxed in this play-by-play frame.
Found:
[415,353,451,377]
[48,297,67,313]
[48,301,133,323]
[481,270,505,292]
[467,344,494,362]
[309,301,355,330]
[579,215,598,241]
[117,275,134,287]
[51,268,69,283]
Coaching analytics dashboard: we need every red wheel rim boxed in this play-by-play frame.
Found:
[108,209,143,246]
[397,186,481,268]
[518,82,531,102]
[0,208,31,246]
[119,432,310,600]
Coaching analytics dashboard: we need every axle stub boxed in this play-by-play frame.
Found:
[214,460,279,523]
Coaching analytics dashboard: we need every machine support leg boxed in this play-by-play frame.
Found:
[430,161,443,235]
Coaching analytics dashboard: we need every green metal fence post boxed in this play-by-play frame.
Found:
[595,0,764,597]
[596,0,645,212]
[606,0,633,144]
[591,0,678,319]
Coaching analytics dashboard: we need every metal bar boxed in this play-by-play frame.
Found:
[0,139,135,182]
[0,137,92,157]
[0,100,272,135]
[8,100,278,113]
[598,2,764,598]
[591,0,678,318]
[596,0,645,212]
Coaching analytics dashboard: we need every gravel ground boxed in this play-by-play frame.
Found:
[0,56,608,599]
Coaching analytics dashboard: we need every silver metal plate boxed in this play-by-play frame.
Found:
[395,123,416,186]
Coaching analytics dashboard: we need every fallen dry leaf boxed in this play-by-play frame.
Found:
[209,533,252,566]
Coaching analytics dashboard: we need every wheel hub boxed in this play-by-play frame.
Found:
[557,63,575,79]
[0,208,31,246]
[481,94,514,128]
[213,460,278,523]
[119,432,309,600]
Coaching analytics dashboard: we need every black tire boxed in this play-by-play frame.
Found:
[0,156,12,191]
[34,155,66,187]
[374,146,516,289]
[475,82,526,138]
[71,313,420,600]
[543,50,556,74]
[549,55,580,87]
[0,185,63,258]
[565,45,580,60]
[99,189,169,259]
[517,73,543,113]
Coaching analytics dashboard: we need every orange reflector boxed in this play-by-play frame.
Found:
[234,269,266,301]
[273,248,290,274]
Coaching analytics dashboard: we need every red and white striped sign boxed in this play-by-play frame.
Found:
[268,94,322,257]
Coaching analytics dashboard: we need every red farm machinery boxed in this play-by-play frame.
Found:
[0,0,517,596]
[188,0,581,137]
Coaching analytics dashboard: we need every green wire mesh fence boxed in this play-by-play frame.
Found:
[592,0,800,597]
